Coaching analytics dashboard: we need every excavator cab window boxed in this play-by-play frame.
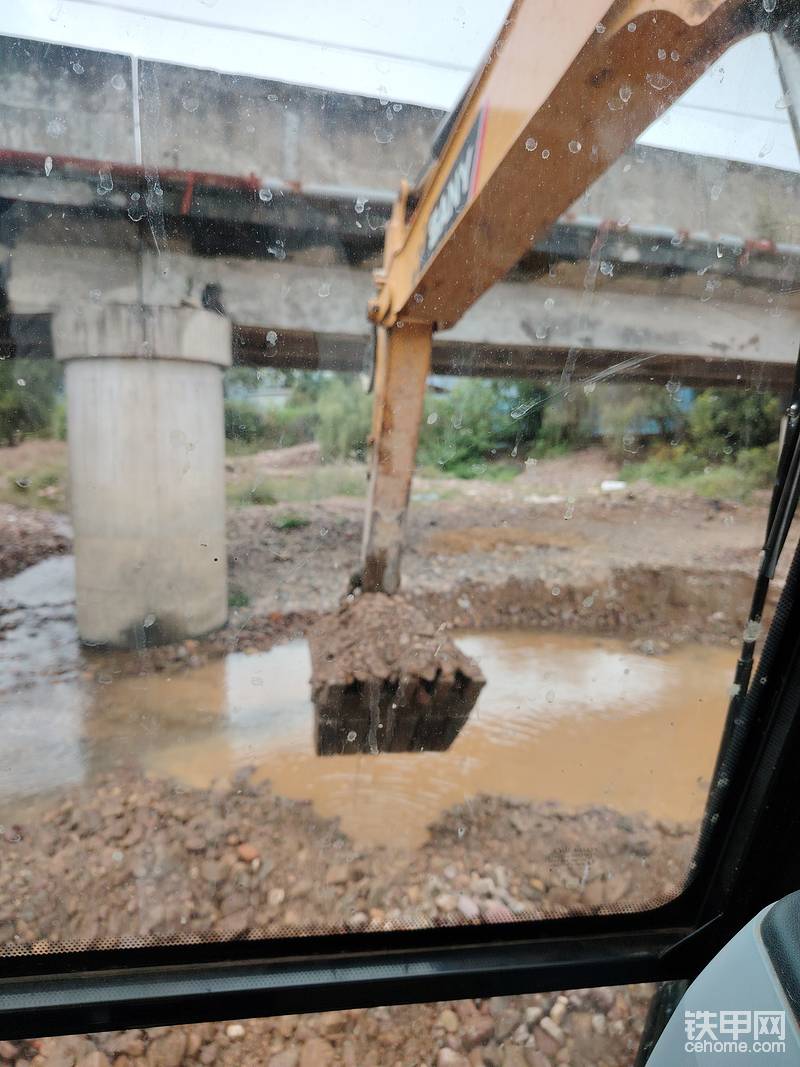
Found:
[1,1,800,1065]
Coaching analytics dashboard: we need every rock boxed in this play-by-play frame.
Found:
[580,881,604,907]
[184,835,205,853]
[437,1050,469,1067]
[591,1013,607,1035]
[146,1031,187,1067]
[602,874,631,905]
[199,1043,218,1064]
[269,1051,299,1067]
[493,1009,523,1042]
[524,1052,552,1067]
[532,1027,560,1059]
[75,1054,111,1067]
[501,1049,528,1067]
[435,894,457,912]
[549,997,567,1025]
[462,1016,495,1050]
[538,1017,564,1046]
[438,1009,459,1033]
[217,909,251,938]
[567,1012,593,1041]
[299,1037,334,1067]
[325,864,350,886]
[225,1023,246,1040]
[457,895,480,921]
[268,887,286,907]
[237,843,259,863]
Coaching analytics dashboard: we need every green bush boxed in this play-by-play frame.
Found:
[689,387,780,459]
[52,399,67,440]
[316,377,371,461]
[224,400,265,444]
[0,360,63,445]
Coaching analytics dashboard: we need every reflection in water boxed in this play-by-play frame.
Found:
[0,625,737,848]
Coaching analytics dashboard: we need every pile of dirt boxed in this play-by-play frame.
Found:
[307,595,485,754]
[1,771,695,952]
[0,504,71,578]
[0,769,688,1065]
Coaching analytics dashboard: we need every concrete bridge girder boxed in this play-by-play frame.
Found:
[8,238,799,389]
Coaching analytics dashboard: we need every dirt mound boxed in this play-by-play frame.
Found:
[308,595,485,754]
[0,770,687,1064]
[0,504,71,578]
[1,771,695,955]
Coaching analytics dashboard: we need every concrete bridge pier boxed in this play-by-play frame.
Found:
[53,303,231,649]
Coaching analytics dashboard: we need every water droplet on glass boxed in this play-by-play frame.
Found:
[267,93,278,102]
[318,282,331,298]
[427,411,438,425]
[619,85,632,103]
[595,22,605,33]
[354,196,367,214]
[46,117,66,137]
[599,260,613,276]
[457,826,466,838]
[143,613,156,628]
[775,92,789,110]
[267,242,286,260]
[111,73,126,91]
[607,98,623,112]
[346,730,357,743]
[16,378,26,387]
[670,50,680,61]
[535,325,548,340]
[525,137,537,152]
[544,296,555,310]
[627,21,636,31]
[258,187,273,203]
[657,48,667,61]
[374,127,393,144]
[568,140,581,154]
[182,96,200,113]
[551,585,561,597]
[44,156,53,177]
[71,60,84,75]
[583,381,596,396]
[646,72,672,91]
[89,288,102,302]
[763,0,777,10]
[97,169,113,195]
[541,148,550,159]
[665,378,680,395]
[266,330,278,346]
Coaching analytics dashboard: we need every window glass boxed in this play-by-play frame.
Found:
[0,5,797,955]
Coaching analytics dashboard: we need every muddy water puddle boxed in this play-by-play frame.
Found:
[0,614,736,847]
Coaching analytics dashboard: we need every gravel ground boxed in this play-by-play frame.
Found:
[1,773,694,953]
[0,770,686,1065]
[0,505,70,579]
[1,985,655,1067]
